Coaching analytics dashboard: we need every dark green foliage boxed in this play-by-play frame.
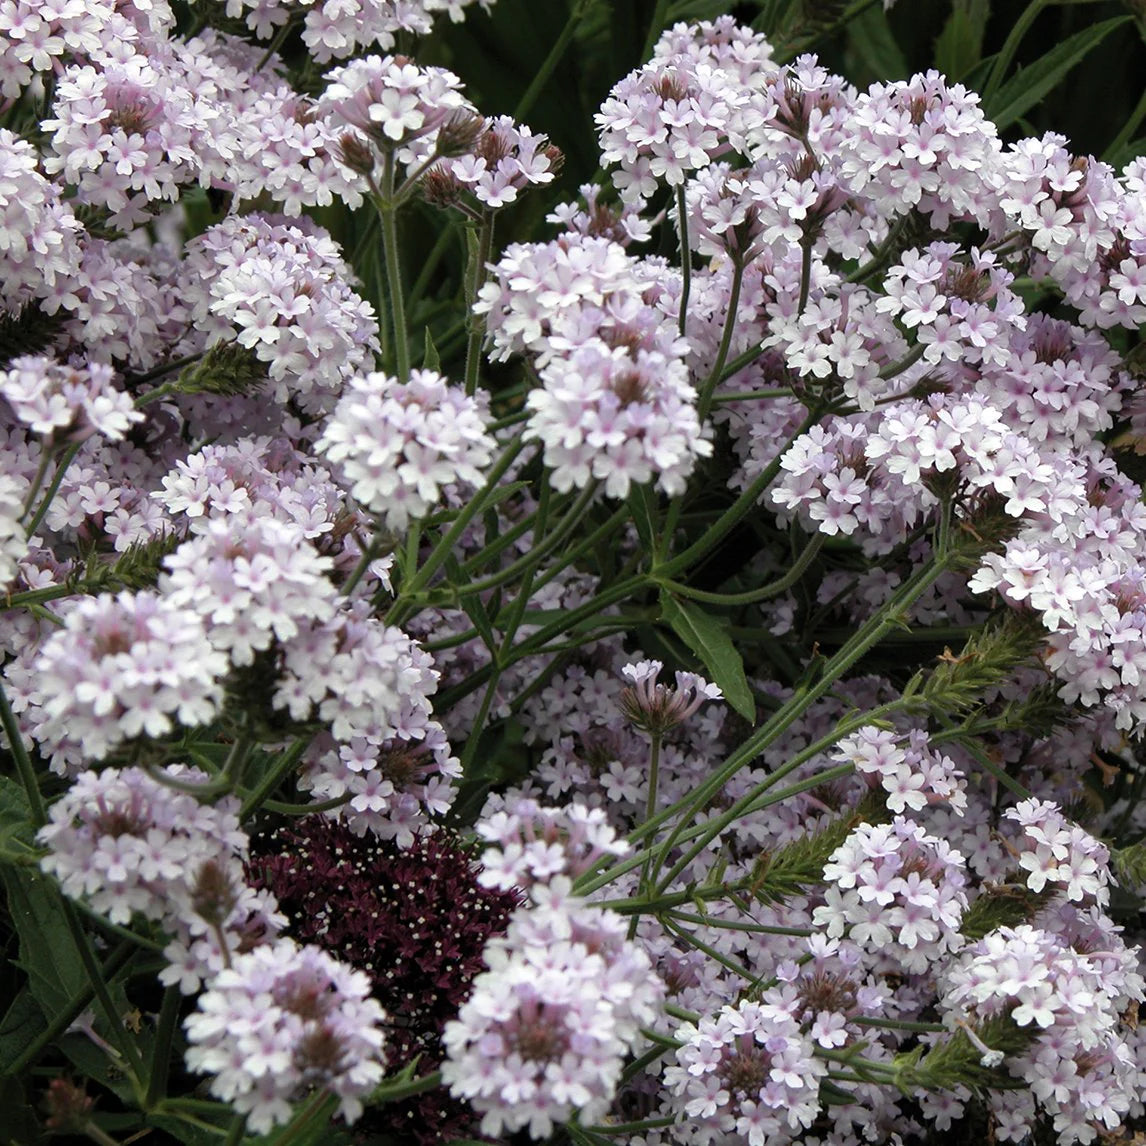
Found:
[0,305,64,368]
[960,883,1053,940]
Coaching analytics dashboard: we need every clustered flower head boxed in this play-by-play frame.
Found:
[474,795,630,890]
[184,939,388,1133]
[814,816,969,972]
[425,114,562,211]
[37,765,284,992]
[318,53,473,165]
[28,591,228,772]
[179,214,379,413]
[619,658,723,735]
[664,998,826,1145]
[478,232,711,497]
[250,817,522,1144]
[835,724,968,815]
[0,355,141,443]
[942,912,1145,1144]
[316,369,495,531]
[219,0,494,65]
[441,882,665,1138]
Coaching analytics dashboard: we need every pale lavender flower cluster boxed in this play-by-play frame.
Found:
[943,915,1145,1144]
[1004,798,1113,907]
[218,0,493,64]
[184,939,387,1133]
[0,475,26,586]
[442,882,664,1138]
[179,214,379,412]
[317,52,472,163]
[430,115,561,210]
[813,816,969,973]
[37,765,284,991]
[478,233,710,496]
[158,513,339,665]
[664,998,826,1145]
[28,591,228,772]
[0,355,141,443]
[475,796,630,891]
[835,725,968,815]
[315,369,495,530]
[596,17,775,204]
[0,129,82,312]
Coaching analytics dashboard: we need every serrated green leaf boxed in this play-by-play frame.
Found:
[422,327,441,371]
[1,869,86,1017]
[986,16,1131,130]
[659,594,755,723]
[0,775,35,859]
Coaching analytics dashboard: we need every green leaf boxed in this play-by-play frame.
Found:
[422,327,441,372]
[934,0,990,81]
[659,594,755,723]
[627,482,658,552]
[0,989,47,1073]
[0,775,35,859]
[985,16,1132,130]
[847,4,908,81]
[1,869,87,1017]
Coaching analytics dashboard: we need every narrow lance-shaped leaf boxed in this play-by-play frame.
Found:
[659,592,756,723]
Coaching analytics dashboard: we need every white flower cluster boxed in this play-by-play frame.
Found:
[478,233,711,497]
[316,369,495,531]
[159,513,339,666]
[184,939,387,1133]
[179,214,379,413]
[814,816,969,973]
[29,591,228,773]
[0,129,82,312]
[943,914,1145,1145]
[0,474,27,587]
[442,882,663,1138]
[664,998,826,1145]
[0,355,142,442]
[37,765,284,993]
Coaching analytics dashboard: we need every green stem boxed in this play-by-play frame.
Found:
[239,736,310,821]
[1105,82,1146,161]
[514,0,586,121]
[463,210,495,396]
[797,232,814,316]
[461,481,597,596]
[657,534,823,606]
[341,530,383,597]
[376,153,410,383]
[1,941,134,1079]
[676,184,691,337]
[711,387,793,403]
[58,895,145,1085]
[716,341,766,385]
[19,446,53,519]
[23,440,82,537]
[655,410,819,580]
[144,984,183,1108]
[696,258,745,422]
[371,1069,444,1104]
[0,677,45,826]
[386,433,528,622]
[222,1114,247,1146]
[650,556,949,891]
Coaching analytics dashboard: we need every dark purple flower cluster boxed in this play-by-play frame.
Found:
[249,817,523,1143]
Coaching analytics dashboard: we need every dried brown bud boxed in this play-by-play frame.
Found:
[43,1078,95,1133]
[436,110,486,158]
[336,131,376,176]
[422,166,465,209]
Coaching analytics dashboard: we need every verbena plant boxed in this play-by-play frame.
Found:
[1,2,1146,1145]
